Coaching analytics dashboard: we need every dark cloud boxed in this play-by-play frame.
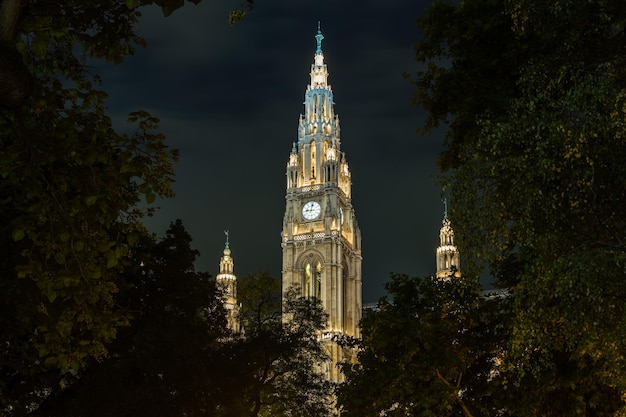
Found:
[102,0,447,303]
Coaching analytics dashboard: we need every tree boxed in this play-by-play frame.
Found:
[337,273,505,417]
[0,0,207,109]
[0,0,257,412]
[0,0,261,413]
[410,0,526,171]
[18,220,228,417]
[412,0,626,414]
[213,273,334,417]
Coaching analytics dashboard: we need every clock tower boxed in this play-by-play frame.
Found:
[281,25,362,382]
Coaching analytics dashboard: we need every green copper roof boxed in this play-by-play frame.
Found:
[315,21,324,54]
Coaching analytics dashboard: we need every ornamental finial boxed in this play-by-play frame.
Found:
[224,230,230,249]
[442,198,448,220]
[315,22,324,54]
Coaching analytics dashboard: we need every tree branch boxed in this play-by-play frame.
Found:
[435,368,474,417]
[0,0,25,41]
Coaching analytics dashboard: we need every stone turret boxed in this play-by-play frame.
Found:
[436,199,461,279]
[216,230,239,332]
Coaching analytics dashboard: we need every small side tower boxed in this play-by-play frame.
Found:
[216,230,239,332]
[436,199,461,279]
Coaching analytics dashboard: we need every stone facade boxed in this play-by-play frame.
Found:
[216,231,239,333]
[281,26,362,382]
[436,200,461,279]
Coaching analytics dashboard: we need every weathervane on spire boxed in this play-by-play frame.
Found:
[224,230,230,249]
[315,21,324,54]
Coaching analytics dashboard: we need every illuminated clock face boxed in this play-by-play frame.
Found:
[302,201,321,220]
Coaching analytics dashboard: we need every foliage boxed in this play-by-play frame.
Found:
[237,271,282,332]
[411,0,626,414]
[0,0,256,413]
[228,0,256,26]
[7,236,333,416]
[214,273,334,417]
[337,273,505,417]
[0,0,218,412]
[26,220,228,417]
[410,0,525,171]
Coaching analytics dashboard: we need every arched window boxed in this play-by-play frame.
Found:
[310,141,316,179]
[304,261,322,299]
[315,261,322,298]
[305,263,312,297]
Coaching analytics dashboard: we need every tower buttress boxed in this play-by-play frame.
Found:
[436,199,461,279]
[282,25,362,383]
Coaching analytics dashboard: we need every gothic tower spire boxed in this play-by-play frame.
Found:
[289,23,345,192]
[217,230,239,332]
[436,199,461,279]
[282,25,362,383]
[315,21,323,54]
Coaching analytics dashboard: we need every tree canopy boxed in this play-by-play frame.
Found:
[3,220,334,416]
[410,0,626,414]
[215,273,334,417]
[337,273,505,417]
[0,0,255,412]
[27,220,228,417]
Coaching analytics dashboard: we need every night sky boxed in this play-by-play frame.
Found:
[101,0,448,303]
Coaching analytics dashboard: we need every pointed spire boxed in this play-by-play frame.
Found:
[288,23,346,191]
[315,22,324,54]
[436,197,460,279]
[216,232,238,333]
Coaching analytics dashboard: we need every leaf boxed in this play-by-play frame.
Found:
[145,191,156,204]
[85,195,98,206]
[55,252,66,265]
[38,345,49,357]
[229,10,247,26]
[12,229,25,241]
[106,251,119,269]
[127,232,139,246]
[158,0,185,17]
[31,35,49,59]
[74,240,85,251]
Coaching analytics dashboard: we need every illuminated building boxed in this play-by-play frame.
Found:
[436,199,461,279]
[216,230,239,333]
[281,24,362,382]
